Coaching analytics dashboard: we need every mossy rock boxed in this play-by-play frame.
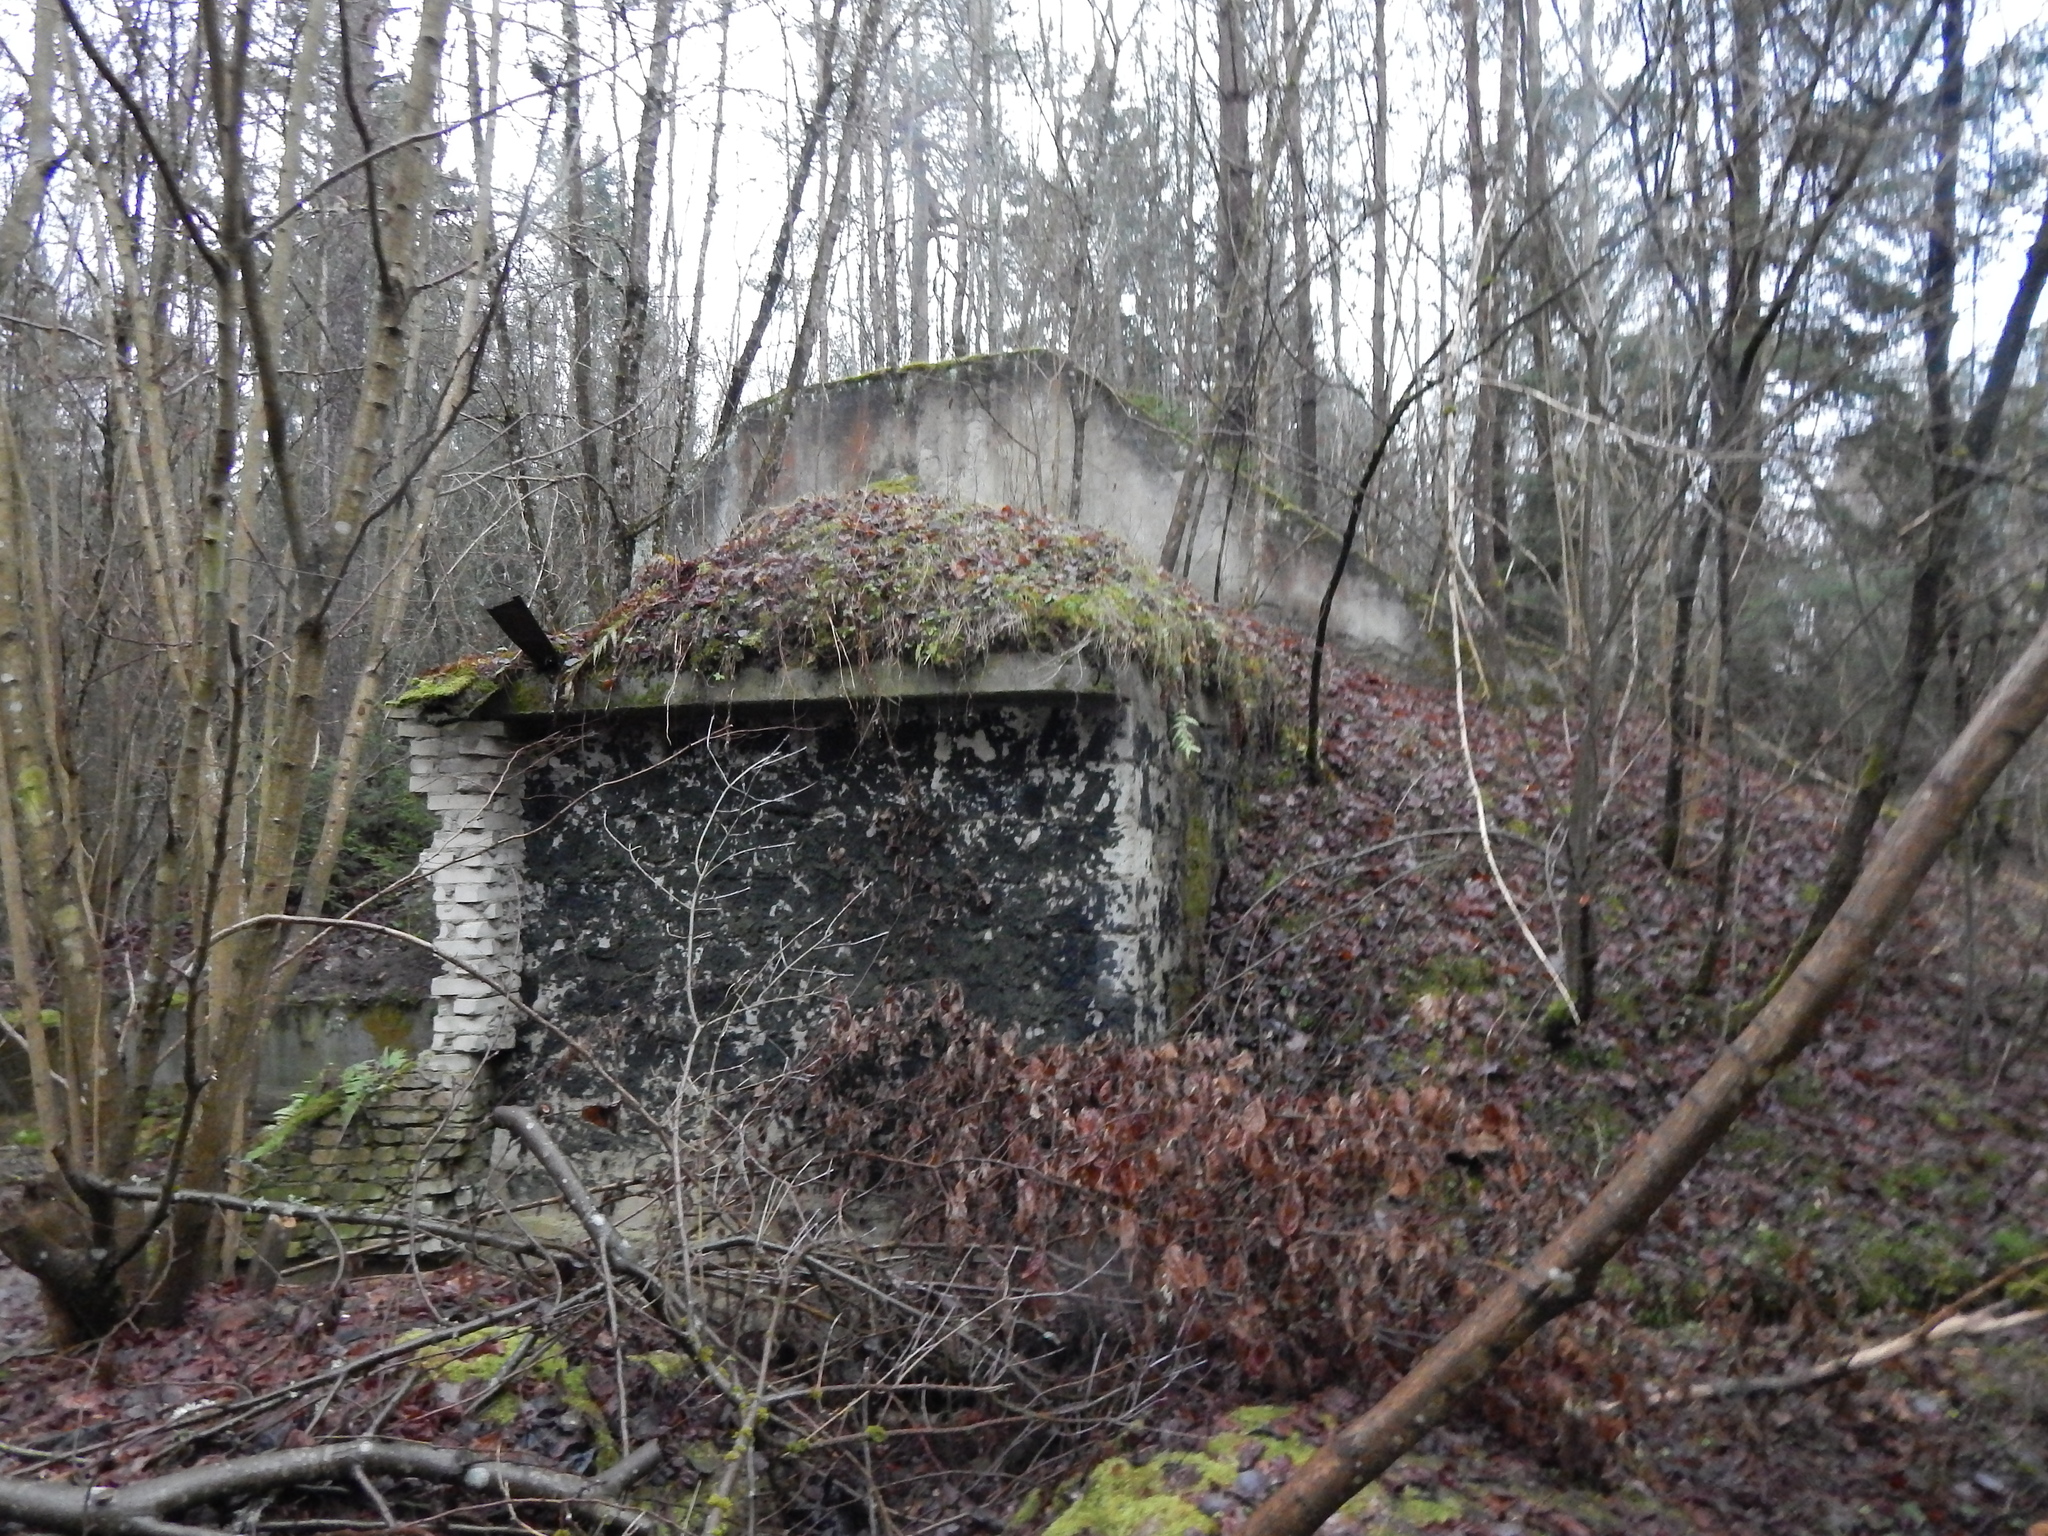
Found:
[1033,1404,1697,1536]
[1039,1407,1459,1536]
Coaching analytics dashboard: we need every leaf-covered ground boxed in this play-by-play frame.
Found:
[1150,655,2048,1533]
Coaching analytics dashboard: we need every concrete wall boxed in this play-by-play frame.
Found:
[387,668,1234,1201]
[679,352,1417,666]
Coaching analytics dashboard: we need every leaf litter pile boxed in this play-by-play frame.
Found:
[7,639,2048,1535]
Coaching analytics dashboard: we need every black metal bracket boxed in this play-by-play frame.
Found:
[486,594,564,674]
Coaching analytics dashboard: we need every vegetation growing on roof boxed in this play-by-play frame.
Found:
[391,657,506,710]
[400,494,1277,713]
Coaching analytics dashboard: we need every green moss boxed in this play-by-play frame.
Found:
[412,495,1278,721]
[1405,954,1494,999]
[865,473,919,494]
[637,1349,691,1381]
[1038,1401,1470,1536]
[533,1347,618,1464]
[1181,813,1216,936]
[1040,1427,1460,1536]
[1222,1405,1292,1434]
[391,662,491,708]
[1042,1456,1223,1536]
[299,755,436,913]
[1844,1221,1980,1313]
[1118,390,1193,437]
[360,1002,419,1053]
[1393,1492,1465,1524]
[406,1323,527,1383]
[404,1324,618,1463]
[1876,1162,1947,1202]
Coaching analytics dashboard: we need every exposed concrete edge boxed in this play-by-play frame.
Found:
[448,652,1118,721]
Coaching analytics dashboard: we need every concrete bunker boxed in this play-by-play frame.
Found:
[681,351,1418,670]
[382,494,1272,1197]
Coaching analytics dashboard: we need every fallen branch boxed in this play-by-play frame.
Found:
[103,1184,576,1266]
[1636,1304,2047,1405]
[0,1435,665,1536]
[1632,1245,2048,1405]
[488,1106,754,1411]
[489,1107,645,1275]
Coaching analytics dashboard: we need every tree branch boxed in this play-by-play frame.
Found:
[0,1435,665,1536]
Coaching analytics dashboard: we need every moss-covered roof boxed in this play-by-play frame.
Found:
[396,493,1275,716]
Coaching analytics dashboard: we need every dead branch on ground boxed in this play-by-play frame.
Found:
[1633,1304,2047,1406]
[0,1435,665,1536]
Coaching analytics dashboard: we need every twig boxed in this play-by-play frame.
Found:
[348,1464,397,1528]
[116,1296,555,1470]
[1635,1304,2047,1405]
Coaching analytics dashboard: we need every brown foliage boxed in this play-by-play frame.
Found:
[790,985,1611,1423]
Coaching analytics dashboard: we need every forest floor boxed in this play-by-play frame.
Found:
[0,654,2045,1534]
[1156,655,2048,1535]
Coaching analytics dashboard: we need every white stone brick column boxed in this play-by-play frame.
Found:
[392,711,528,1068]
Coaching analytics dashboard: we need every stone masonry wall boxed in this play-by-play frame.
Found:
[350,682,1233,1218]
[501,684,1231,1188]
[252,711,530,1230]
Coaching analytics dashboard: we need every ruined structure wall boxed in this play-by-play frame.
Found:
[254,713,526,1226]
[680,352,1416,666]
[482,688,1228,1196]
[357,684,1232,1217]
[507,692,1214,1093]
[687,355,1258,631]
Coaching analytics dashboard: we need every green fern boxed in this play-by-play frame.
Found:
[247,1047,412,1165]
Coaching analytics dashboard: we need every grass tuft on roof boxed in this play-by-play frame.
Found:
[395,494,1278,713]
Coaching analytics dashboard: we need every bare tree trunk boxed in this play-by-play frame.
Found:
[1519,0,1596,1027]
[1371,0,1388,431]
[714,0,846,443]
[744,0,887,513]
[1656,509,1713,868]
[1660,0,1761,871]
[679,0,733,463]
[0,0,77,1169]
[1685,0,1766,978]
[878,90,901,363]
[1460,0,1506,663]
[1213,0,1257,505]
[908,55,933,363]
[1284,0,1318,521]
[560,0,605,613]
[1159,0,1259,579]
[1241,599,2048,1536]
[1794,4,2048,960]
[972,0,1000,349]
[607,0,677,583]
[154,0,455,1322]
